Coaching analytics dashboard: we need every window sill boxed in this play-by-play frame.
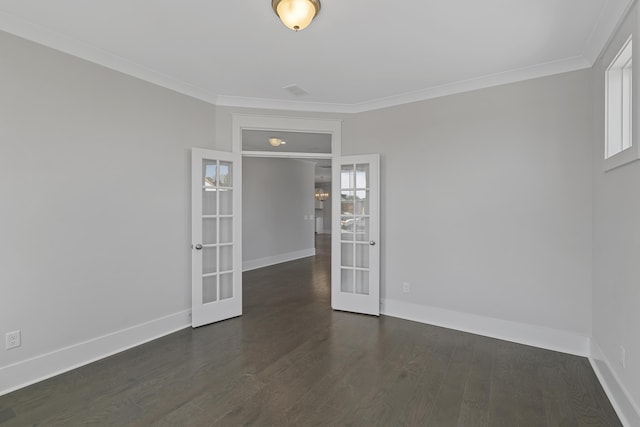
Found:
[603,145,640,171]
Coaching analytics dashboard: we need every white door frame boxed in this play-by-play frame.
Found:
[231,115,381,317]
[231,114,343,269]
[234,115,383,310]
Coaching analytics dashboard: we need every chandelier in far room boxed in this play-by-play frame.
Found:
[314,188,329,201]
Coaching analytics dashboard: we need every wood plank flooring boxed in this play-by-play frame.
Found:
[0,235,621,426]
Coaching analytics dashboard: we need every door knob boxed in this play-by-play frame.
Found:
[369,241,376,246]
[195,244,203,250]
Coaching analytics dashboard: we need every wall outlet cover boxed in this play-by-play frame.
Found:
[6,330,21,350]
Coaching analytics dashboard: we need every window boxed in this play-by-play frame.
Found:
[606,36,632,159]
[604,34,640,171]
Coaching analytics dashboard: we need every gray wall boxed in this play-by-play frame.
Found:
[592,4,640,419]
[0,31,217,368]
[242,157,315,266]
[342,70,594,335]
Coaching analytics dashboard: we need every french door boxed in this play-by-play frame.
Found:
[332,154,380,316]
[191,148,242,327]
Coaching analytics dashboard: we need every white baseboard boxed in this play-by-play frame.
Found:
[242,248,316,272]
[0,310,191,397]
[589,340,640,427]
[381,298,589,357]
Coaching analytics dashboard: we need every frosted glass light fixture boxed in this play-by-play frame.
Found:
[272,0,321,31]
[268,137,286,147]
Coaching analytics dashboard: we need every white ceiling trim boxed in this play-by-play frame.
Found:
[582,0,636,63]
[348,56,592,113]
[0,2,632,114]
[216,95,355,114]
[0,11,219,105]
[218,56,591,113]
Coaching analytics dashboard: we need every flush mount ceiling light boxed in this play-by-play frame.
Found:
[272,0,321,31]
[269,137,287,147]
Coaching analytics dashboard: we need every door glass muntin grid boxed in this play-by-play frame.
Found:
[202,159,234,303]
[340,163,370,296]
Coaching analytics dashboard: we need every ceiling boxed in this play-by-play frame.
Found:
[0,0,632,113]
[315,161,331,184]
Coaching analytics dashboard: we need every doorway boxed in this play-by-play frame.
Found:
[241,155,327,272]
[229,114,380,318]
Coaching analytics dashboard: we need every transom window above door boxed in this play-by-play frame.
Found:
[242,129,332,154]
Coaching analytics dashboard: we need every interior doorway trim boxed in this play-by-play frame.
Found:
[231,114,342,156]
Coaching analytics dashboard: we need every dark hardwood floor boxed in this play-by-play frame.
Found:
[0,234,621,426]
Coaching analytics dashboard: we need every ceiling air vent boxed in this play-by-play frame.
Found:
[283,84,310,97]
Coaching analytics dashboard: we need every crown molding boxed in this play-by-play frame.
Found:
[215,95,355,114]
[347,56,593,113]
[0,11,219,105]
[0,6,624,115]
[582,0,636,64]
[219,56,592,114]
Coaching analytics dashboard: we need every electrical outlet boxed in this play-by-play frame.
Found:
[6,330,21,350]
[402,282,410,293]
[619,345,626,369]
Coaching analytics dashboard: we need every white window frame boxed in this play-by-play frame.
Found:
[603,28,640,171]
[605,37,632,159]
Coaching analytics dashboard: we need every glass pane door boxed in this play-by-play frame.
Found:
[340,163,371,295]
[201,159,234,303]
[332,154,380,316]
[192,149,242,327]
